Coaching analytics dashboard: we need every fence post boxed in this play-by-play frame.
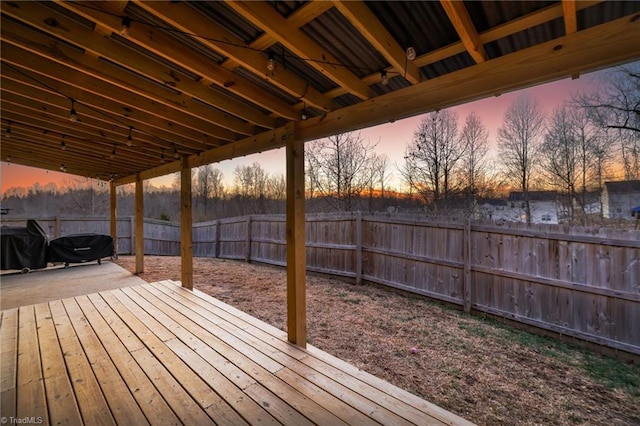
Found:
[214,219,221,258]
[463,217,472,313]
[355,211,363,285]
[246,215,252,262]
[55,215,61,238]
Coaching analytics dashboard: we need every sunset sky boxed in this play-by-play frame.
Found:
[0,66,612,194]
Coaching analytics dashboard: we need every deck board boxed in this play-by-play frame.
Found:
[0,280,474,426]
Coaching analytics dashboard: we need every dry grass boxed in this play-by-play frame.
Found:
[116,256,640,426]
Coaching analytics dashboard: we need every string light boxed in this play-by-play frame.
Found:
[60,135,66,150]
[267,52,276,72]
[381,70,389,86]
[69,3,403,77]
[69,99,78,122]
[121,17,131,37]
[127,126,133,146]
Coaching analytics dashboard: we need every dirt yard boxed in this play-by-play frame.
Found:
[116,256,639,426]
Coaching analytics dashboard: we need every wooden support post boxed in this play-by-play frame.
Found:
[129,216,135,255]
[246,216,252,263]
[180,157,193,290]
[214,219,221,258]
[134,173,144,275]
[110,181,117,255]
[463,217,472,313]
[286,134,306,347]
[355,211,363,285]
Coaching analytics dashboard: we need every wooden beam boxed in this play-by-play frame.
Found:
[134,174,144,275]
[328,1,603,99]
[0,44,225,149]
[227,1,375,100]
[440,0,487,63]
[2,2,273,130]
[180,157,193,290]
[110,181,117,256]
[133,0,333,112]
[333,1,421,85]
[286,128,306,347]
[55,0,300,122]
[562,0,578,35]
[299,14,640,142]
[115,122,296,185]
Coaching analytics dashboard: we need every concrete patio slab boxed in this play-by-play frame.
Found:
[0,261,146,310]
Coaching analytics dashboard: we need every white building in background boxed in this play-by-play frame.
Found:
[506,191,559,224]
[602,180,640,219]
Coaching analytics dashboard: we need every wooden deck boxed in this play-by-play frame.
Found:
[0,280,473,425]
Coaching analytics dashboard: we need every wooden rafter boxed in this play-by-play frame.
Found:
[226,1,375,100]
[1,50,222,149]
[55,1,300,122]
[132,0,334,112]
[300,14,640,141]
[333,0,421,85]
[1,3,272,130]
[440,0,487,64]
[562,0,578,35]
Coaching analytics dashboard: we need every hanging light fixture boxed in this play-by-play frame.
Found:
[60,164,67,172]
[126,126,133,146]
[60,135,66,150]
[173,144,179,159]
[267,52,276,72]
[5,121,11,138]
[6,156,12,163]
[381,70,389,86]
[301,102,307,121]
[110,144,116,159]
[406,46,416,61]
[69,99,78,122]
[160,149,165,163]
[121,17,131,37]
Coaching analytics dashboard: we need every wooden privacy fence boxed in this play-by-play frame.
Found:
[4,214,639,355]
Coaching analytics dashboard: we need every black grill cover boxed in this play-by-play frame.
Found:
[48,234,114,264]
[1,220,48,270]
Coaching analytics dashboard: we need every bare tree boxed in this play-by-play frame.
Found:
[233,162,270,214]
[540,104,581,223]
[306,132,377,211]
[575,64,640,180]
[576,65,640,135]
[497,94,546,224]
[460,112,489,203]
[403,110,464,210]
[194,165,224,212]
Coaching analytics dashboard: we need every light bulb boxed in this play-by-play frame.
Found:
[406,46,416,61]
[381,70,389,86]
[127,127,133,146]
[267,53,275,72]
[69,100,77,122]
[121,17,131,37]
